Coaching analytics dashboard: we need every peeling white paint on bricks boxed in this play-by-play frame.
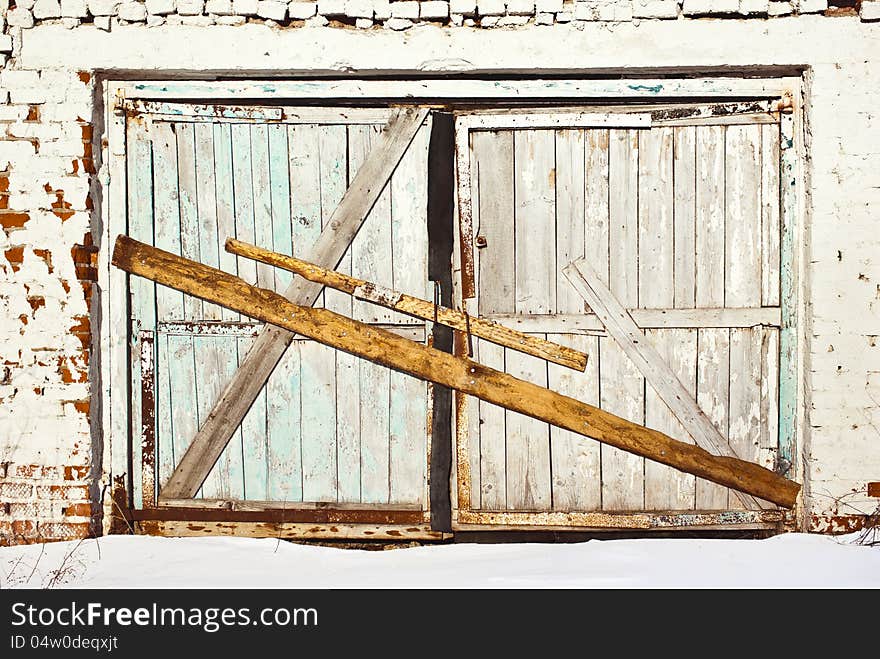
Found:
[0,11,879,543]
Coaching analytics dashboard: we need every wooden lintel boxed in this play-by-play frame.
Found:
[225,237,588,371]
[112,235,802,509]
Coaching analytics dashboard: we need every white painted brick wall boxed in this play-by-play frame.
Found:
[477,0,505,14]
[632,0,678,18]
[450,0,476,14]
[419,0,448,17]
[287,0,316,16]
[389,0,419,17]
[205,0,232,12]
[232,0,259,13]
[33,0,62,19]
[257,0,287,17]
[1,4,879,544]
[60,0,90,16]
[861,1,880,20]
[87,0,120,15]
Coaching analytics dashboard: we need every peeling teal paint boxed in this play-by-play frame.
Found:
[778,113,798,477]
[628,84,663,94]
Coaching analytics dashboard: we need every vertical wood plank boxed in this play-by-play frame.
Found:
[600,337,645,511]
[239,335,268,501]
[299,342,337,502]
[320,125,349,315]
[388,120,430,505]
[250,124,275,290]
[608,129,639,307]
[213,122,239,322]
[266,342,303,501]
[639,127,674,309]
[231,123,256,286]
[554,129,587,312]
[695,328,730,509]
[156,334,174,491]
[583,129,610,287]
[390,119,430,315]
[290,124,336,502]
[604,128,642,510]
[331,125,360,503]
[504,346,552,510]
[390,369,426,505]
[673,126,697,309]
[695,126,725,308]
[728,327,763,509]
[472,130,515,314]
[514,130,556,315]
[268,124,292,293]
[265,122,299,502]
[548,333,601,511]
[644,328,697,510]
[175,122,201,320]
[194,122,221,320]
[151,121,184,320]
[150,122,182,493]
[359,360,391,504]
[198,336,245,500]
[759,328,780,473]
[167,335,199,480]
[477,340,506,510]
[126,117,154,507]
[352,124,395,323]
[761,123,781,307]
[778,111,798,474]
[725,124,762,308]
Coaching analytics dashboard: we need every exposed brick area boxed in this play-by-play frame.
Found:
[0,64,95,546]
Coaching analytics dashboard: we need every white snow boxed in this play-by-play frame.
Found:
[2,532,878,589]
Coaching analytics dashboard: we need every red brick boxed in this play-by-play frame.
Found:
[65,503,92,517]
[36,484,89,501]
[64,464,89,481]
[0,212,28,229]
[0,482,33,499]
[12,520,38,537]
[39,521,91,540]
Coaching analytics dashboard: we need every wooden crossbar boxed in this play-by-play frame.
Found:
[113,235,801,509]
[225,238,588,371]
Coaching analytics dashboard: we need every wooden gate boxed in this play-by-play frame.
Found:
[452,104,797,531]
[125,103,440,539]
[106,78,801,537]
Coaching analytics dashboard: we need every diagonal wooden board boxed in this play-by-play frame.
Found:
[159,107,430,500]
[225,237,589,371]
[562,258,766,510]
[113,235,801,509]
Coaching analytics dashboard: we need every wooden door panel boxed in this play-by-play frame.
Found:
[457,112,783,521]
[129,112,433,508]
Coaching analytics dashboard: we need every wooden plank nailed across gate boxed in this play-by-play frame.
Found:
[112,235,801,509]
[158,107,429,500]
[562,258,765,509]
[225,238,588,371]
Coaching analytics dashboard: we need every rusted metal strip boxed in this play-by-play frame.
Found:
[130,507,427,525]
[139,330,156,509]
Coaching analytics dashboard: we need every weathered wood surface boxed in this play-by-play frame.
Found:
[139,520,448,541]
[562,258,762,509]
[226,238,588,372]
[158,108,429,500]
[113,235,801,509]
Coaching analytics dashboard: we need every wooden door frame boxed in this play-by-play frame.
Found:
[99,75,808,537]
[448,79,806,532]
